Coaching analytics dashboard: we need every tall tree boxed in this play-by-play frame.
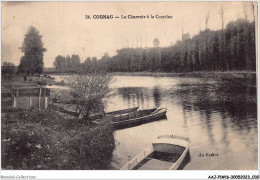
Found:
[250,2,255,22]
[219,4,226,71]
[205,11,210,30]
[53,55,66,70]
[152,38,161,70]
[65,55,71,68]
[83,57,92,72]
[19,26,46,75]
[205,11,210,70]
[2,62,16,76]
[71,54,81,67]
[153,38,160,47]
[243,2,248,20]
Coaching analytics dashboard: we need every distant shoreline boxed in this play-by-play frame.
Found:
[108,71,256,79]
[47,71,257,79]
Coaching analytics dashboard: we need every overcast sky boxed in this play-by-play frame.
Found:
[2,1,255,67]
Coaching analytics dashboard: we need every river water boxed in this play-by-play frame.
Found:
[52,75,257,170]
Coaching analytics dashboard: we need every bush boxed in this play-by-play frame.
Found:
[36,79,47,85]
[23,75,27,81]
[1,109,115,170]
[65,73,113,120]
[54,80,65,86]
[2,62,16,78]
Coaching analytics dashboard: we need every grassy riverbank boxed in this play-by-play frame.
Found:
[1,74,116,170]
[2,71,256,90]
[1,75,56,89]
[2,109,115,170]
[109,71,256,79]
[46,70,256,79]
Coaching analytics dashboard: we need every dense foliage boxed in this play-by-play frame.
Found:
[1,109,115,170]
[1,62,16,77]
[102,19,256,73]
[51,19,256,74]
[18,26,47,75]
[63,73,113,120]
[53,54,81,71]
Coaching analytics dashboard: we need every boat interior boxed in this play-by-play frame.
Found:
[105,107,138,116]
[133,144,185,170]
[153,143,185,154]
[133,151,181,170]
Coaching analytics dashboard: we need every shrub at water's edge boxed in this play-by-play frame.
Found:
[1,108,115,170]
[63,73,113,121]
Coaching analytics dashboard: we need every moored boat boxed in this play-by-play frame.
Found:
[120,135,191,170]
[50,104,138,119]
[105,106,139,116]
[89,106,139,120]
[92,107,167,129]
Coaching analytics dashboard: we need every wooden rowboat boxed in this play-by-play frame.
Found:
[50,104,138,119]
[121,135,191,170]
[92,107,167,129]
[89,106,139,120]
[105,106,139,116]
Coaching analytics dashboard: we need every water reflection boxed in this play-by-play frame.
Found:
[51,75,257,170]
[153,86,161,107]
[116,87,150,109]
[111,76,257,170]
[116,86,163,109]
[171,79,257,130]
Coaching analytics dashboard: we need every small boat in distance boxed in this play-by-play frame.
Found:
[120,135,191,170]
[92,107,167,129]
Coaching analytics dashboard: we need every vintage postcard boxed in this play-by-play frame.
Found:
[1,1,258,179]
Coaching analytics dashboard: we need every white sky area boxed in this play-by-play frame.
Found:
[2,1,255,67]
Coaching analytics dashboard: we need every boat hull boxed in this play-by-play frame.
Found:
[106,106,139,116]
[113,108,167,129]
[92,107,167,130]
[120,135,191,170]
[90,106,139,120]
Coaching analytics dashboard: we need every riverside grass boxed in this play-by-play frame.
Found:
[1,108,115,170]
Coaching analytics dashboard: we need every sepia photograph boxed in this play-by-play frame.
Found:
[1,0,258,178]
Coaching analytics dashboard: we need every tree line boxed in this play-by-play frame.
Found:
[3,18,256,76]
[52,18,255,74]
[102,19,255,73]
[11,19,256,75]
[53,54,81,72]
[12,17,255,75]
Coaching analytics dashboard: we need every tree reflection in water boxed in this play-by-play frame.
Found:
[112,76,257,170]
